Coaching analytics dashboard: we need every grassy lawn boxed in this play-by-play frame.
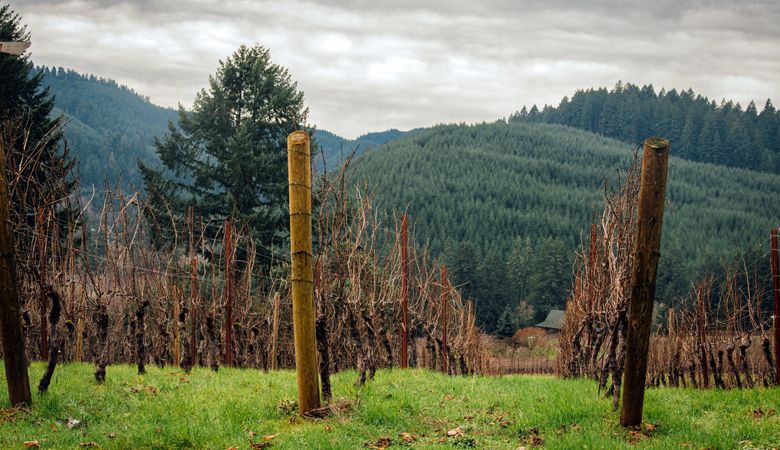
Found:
[1,362,779,449]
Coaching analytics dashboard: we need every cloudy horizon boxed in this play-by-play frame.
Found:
[13,0,780,139]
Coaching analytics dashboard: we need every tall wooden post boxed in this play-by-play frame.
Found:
[400,214,409,369]
[620,137,670,427]
[441,265,448,374]
[37,207,48,358]
[0,139,32,406]
[771,229,780,384]
[224,218,233,367]
[287,130,320,413]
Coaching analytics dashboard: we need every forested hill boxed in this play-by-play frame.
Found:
[39,66,409,188]
[510,82,780,174]
[314,128,412,171]
[39,66,179,188]
[348,121,780,332]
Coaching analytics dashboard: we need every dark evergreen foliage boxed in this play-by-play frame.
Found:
[349,121,780,332]
[510,81,780,174]
[139,44,307,257]
[38,66,178,188]
[0,4,76,206]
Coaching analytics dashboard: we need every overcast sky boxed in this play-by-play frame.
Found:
[13,0,780,138]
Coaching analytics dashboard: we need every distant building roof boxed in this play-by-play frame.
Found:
[534,302,664,331]
[536,309,565,330]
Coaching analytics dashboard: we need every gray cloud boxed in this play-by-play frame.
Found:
[13,0,780,137]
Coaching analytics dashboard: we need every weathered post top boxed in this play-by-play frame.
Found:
[644,137,669,149]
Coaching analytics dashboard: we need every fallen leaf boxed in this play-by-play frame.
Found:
[66,417,82,429]
[323,426,331,431]
[78,442,100,448]
[447,427,464,437]
[154,427,162,433]
[23,441,40,448]
[250,443,271,449]
[263,434,278,441]
[369,436,392,449]
[178,377,190,383]
[399,432,417,443]
[107,432,117,439]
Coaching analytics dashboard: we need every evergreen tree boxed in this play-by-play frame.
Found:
[0,4,76,213]
[495,304,517,337]
[140,44,308,256]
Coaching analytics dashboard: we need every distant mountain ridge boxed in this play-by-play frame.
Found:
[313,128,413,171]
[39,66,179,189]
[38,66,410,189]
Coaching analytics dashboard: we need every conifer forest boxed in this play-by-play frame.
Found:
[1,1,780,448]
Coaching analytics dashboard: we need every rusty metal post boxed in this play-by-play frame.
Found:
[172,285,181,366]
[189,208,199,366]
[224,218,233,367]
[400,214,409,369]
[287,130,320,413]
[37,207,48,358]
[270,292,280,370]
[620,137,670,427]
[441,265,448,374]
[772,229,780,384]
[190,253,199,366]
[0,139,32,406]
[696,284,709,388]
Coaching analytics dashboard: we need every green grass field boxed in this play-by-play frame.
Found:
[1,363,779,449]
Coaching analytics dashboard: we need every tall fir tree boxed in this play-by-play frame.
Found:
[140,44,308,257]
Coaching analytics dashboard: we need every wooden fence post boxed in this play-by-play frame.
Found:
[400,213,409,369]
[441,265,448,374]
[0,139,32,406]
[287,130,320,413]
[771,229,780,384]
[620,137,670,427]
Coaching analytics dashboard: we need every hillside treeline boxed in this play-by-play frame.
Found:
[349,121,780,332]
[511,82,780,174]
[38,66,178,188]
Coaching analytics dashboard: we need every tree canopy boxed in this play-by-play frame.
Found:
[140,44,308,256]
[0,4,76,212]
[510,82,780,174]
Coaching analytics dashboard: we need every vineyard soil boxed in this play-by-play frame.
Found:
[1,363,779,449]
